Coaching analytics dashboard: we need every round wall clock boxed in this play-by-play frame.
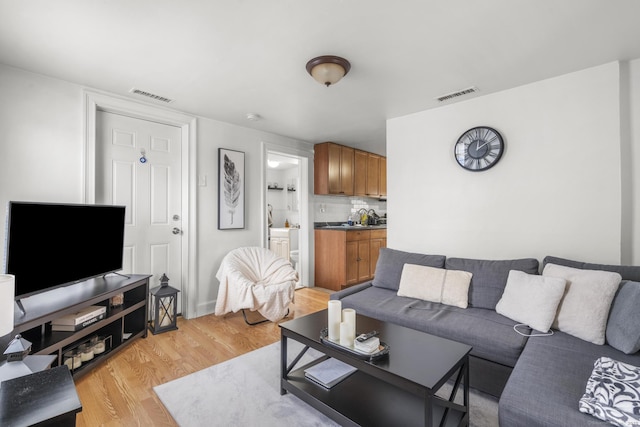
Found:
[454,126,504,172]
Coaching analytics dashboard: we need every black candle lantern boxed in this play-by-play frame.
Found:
[148,274,179,334]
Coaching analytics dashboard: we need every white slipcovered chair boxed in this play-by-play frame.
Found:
[215,246,298,324]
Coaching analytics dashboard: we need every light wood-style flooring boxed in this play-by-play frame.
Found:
[74,287,330,426]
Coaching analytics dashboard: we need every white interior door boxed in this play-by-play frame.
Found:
[96,111,183,311]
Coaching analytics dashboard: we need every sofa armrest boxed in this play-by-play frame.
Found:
[330,281,373,300]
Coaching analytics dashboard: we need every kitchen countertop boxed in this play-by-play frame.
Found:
[314,222,387,230]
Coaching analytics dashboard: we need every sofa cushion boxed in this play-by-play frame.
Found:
[335,285,528,368]
[543,263,621,345]
[543,256,640,282]
[499,331,640,427]
[495,270,566,333]
[606,281,640,354]
[397,264,472,309]
[445,257,539,310]
[371,248,446,291]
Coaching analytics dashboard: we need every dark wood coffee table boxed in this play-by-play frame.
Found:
[280,310,472,427]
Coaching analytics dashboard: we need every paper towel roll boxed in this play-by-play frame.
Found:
[0,275,15,336]
[327,300,342,341]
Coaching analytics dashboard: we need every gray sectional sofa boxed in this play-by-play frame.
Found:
[330,249,640,426]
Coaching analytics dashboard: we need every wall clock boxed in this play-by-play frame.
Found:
[454,126,504,172]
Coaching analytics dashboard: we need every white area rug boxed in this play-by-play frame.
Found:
[154,341,498,426]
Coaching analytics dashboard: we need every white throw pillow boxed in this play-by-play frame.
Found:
[543,263,622,345]
[495,270,567,333]
[397,264,472,308]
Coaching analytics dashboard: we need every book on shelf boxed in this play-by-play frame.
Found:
[304,358,357,389]
[52,305,107,326]
[52,312,106,331]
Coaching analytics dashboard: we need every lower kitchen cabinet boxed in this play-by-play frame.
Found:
[369,229,387,278]
[315,228,387,291]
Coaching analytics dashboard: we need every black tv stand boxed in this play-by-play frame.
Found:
[10,274,150,379]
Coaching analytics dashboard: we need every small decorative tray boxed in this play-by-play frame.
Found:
[320,328,389,361]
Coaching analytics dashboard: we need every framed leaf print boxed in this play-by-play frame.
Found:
[218,148,245,229]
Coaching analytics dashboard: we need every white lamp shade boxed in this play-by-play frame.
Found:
[310,62,347,86]
[0,275,15,336]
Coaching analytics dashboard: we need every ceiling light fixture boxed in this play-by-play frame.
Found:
[267,160,280,168]
[306,55,351,87]
[246,113,261,121]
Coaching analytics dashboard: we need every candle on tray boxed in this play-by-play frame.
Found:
[340,321,354,347]
[328,300,342,341]
[340,308,356,347]
[342,308,356,345]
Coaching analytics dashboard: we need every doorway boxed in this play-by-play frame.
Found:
[263,143,312,288]
[96,110,184,309]
[84,91,197,319]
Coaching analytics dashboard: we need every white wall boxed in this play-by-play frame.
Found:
[0,65,84,208]
[194,118,311,315]
[387,62,629,265]
[0,63,312,318]
[626,59,640,265]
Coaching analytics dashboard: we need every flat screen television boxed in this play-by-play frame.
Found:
[3,201,126,304]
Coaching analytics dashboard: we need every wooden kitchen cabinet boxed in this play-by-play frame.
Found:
[354,150,384,198]
[379,157,387,198]
[315,228,387,291]
[314,142,354,195]
[366,154,381,197]
[346,229,371,286]
[354,150,368,196]
[369,229,387,277]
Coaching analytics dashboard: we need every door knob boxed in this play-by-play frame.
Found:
[172,227,182,235]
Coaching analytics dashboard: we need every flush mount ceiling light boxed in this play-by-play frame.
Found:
[306,55,351,87]
[267,160,280,168]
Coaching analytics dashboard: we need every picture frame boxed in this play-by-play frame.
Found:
[218,148,245,230]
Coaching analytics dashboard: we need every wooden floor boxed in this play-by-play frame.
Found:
[74,287,330,426]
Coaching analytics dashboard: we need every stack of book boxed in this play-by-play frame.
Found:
[52,305,107,332]
[304,358,357,389]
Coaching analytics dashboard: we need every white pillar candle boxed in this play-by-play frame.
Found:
[342,308,356,342]
[327,300,342,341]
[340,321,355,347]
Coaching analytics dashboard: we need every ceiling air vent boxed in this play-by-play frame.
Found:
[436,86,478,102]
[129,88,174,104]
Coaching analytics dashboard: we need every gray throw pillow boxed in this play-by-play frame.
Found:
[371,248,446,291]
[543,256,640,282]
[606,281,640,354]
[445,257,539,310]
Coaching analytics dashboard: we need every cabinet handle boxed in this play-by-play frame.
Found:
[357,257,362,262]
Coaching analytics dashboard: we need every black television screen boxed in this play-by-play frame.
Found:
[3,202,126,300]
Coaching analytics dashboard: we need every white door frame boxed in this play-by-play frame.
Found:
[83,90,198,319]
[261,141,314,287]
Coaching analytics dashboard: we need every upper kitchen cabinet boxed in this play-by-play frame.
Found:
[379,157,387,198]
[314,142,354,195]
[354,150,386,198]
